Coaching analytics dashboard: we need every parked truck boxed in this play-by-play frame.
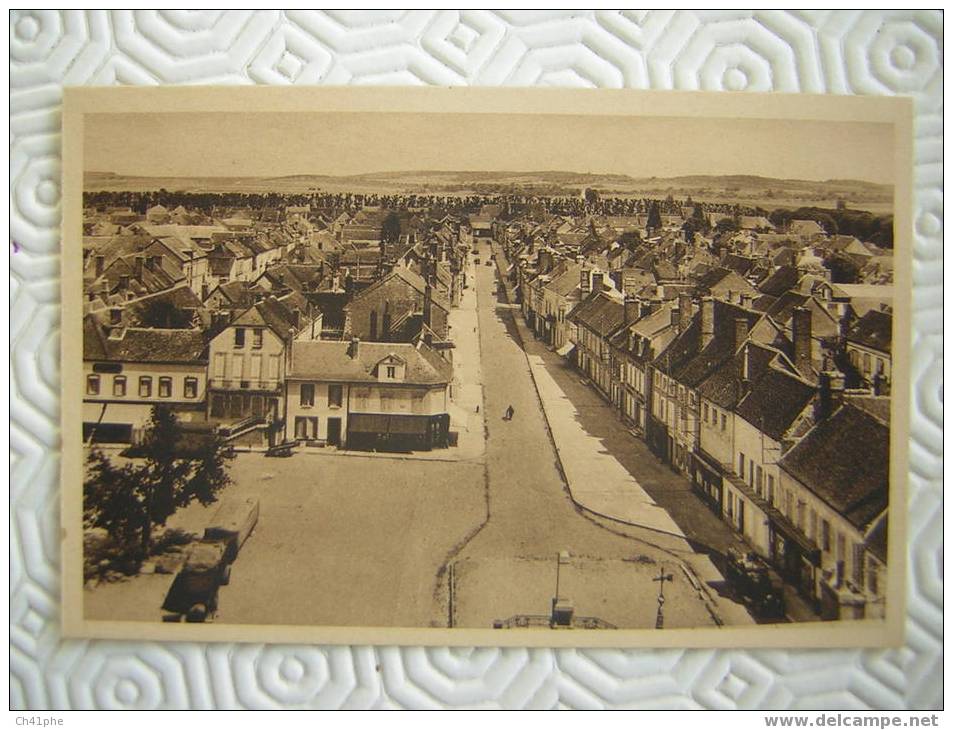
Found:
[161,497,259,623]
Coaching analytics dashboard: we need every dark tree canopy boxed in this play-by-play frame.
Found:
[646,201,662,231]
[825,252,862,284]
[84,406,233,560]
[135,298,193,329]
[380,212,402,244]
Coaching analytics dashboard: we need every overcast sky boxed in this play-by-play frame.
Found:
[85,111,895,184]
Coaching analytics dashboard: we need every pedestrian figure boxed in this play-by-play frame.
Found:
[505,405,515,421]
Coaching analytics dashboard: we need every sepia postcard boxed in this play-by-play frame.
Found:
[61,87,912,648]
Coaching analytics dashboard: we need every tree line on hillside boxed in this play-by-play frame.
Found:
[82,189,892,247]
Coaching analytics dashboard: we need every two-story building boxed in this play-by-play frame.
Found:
[285,338,453,451]
[82,316,207,444]
[778,398,889,619]
[206,295,321,446]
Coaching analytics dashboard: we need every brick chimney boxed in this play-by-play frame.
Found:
[734,317,749,352]
[815,366,846,421]
[701,296,715,349]
[670,305,680,328]
[792,306,813,379]
[95,255,105,278]
[678,291,693,332]
[134,255,144,279]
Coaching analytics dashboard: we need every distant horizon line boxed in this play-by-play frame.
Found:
[84,169,892,187]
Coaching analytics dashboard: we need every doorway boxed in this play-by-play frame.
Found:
[327,417,342,447]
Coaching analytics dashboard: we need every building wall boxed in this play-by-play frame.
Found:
[84,360,207,407]
[778,469,880,608]
[733,415,784,508]
[846,341,891,383]
[285,380,351,442]
[699,396,734,466]
[347,277,449,342]
[208,326,285,393]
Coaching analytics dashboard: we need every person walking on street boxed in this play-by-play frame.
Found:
[505,404,515,421]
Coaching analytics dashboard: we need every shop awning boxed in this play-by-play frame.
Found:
[348,413,431,435]
[556,342,575,357]
[348,414,390,433]
[387,415,430,434]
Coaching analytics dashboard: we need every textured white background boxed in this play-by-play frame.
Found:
[9,10,943,710]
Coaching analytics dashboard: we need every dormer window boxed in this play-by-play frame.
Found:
[386,366,396,379]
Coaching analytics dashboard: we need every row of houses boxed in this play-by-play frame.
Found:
[82,204,474,454]
[509,209,893,623]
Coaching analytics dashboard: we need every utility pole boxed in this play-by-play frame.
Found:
[653,565,674,629]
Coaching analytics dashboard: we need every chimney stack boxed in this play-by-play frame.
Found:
[624,296,640,326]
[118,274,130,290]
[670,305,681,329]
[792,306,813,379]
[423,284,433,327]
[580,268,591,295]
[95,255,105,278]
[135,255,144,279]
[348,337,360,359]
[815,366,846,421]
[701,296,715,349]
[678,292,693,332]
[734,317,749,352]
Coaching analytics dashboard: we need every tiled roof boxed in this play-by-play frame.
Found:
[289,340,453,385]
[846,309,892,352]
[735,367,815,441]
[758,265,800,297]
[567,291,626,337]
[779,403,889,532]
[84,317,207,364]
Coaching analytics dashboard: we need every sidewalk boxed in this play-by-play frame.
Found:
[446,255,487,462]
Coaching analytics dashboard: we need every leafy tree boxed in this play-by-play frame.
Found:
[714,217,739,235]
[646,201,662,232]
[84,406,233,560]
[825,252,861,284]
[135,298,193,329]
[583,187,600,205]
[380,212,402,245]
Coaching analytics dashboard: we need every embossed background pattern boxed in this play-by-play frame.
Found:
[9,10,942,710]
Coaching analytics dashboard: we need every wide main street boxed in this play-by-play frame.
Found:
[86,245,752,630]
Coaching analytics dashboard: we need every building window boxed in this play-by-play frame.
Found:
[211,394,225,418]
[821,519,831,552]
[703,403,709,422]
[738,452,745,477]
[234,327,245,348]
[113,375,126,397]
[836,532,846,563]
[386,365,396,379]
[86,374,100,395]
[294,416,318,440]
[252,329,263,349]
[184,377,198,399]
[300,383,315,407]
[720,413,727,431]
[139,376,152,398]
[862,352,871,374]
[756,466,763,496]
[158,377,172,398]
[328,384,343,408]
[767,475,775,505]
